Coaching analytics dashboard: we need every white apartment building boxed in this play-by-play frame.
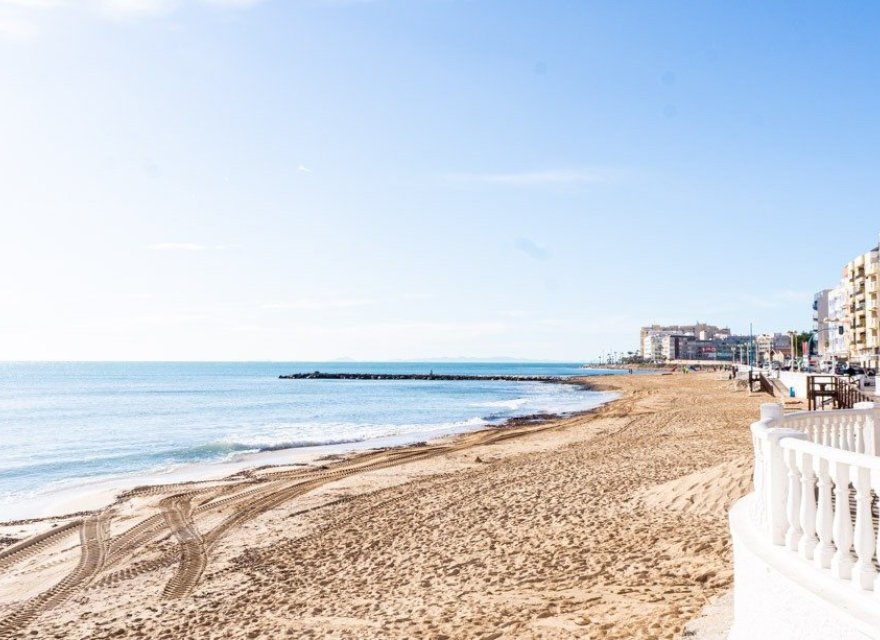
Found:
[642,332,688,361]
[642,334,665,361]
[814,235,880,368]
[812,289,831,356]
[825,283,848,361]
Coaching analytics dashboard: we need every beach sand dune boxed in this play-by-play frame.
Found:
[0,372,765,639]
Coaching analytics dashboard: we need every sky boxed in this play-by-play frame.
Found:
[1,1,879,361]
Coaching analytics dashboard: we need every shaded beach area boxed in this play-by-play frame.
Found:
[0,371,765,639]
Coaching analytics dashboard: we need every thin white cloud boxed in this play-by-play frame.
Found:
[297,163,312,173]
[69,311,214,331]
[148,242,230,251]
[262,298,374,311]
[444,168,610,187]
[0,0,267,38]
[0,0,62,7]
[0,13,36,40]
[94,0,177,20]
[201,0,265,7]
[226,321,509,342]
[0,0,58,41]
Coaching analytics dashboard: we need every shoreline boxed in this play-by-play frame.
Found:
[0,371,762,639]
[0,377,617,528]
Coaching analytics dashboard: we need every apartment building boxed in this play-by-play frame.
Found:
[756,333,792,364]
[843,242,880,368]
[813,237,880,368]
[639,323,730,359]
[640,324,749,362]
[813,290,831,355]
[826,284,849,361]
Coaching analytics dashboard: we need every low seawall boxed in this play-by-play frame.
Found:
[279,372,566,382]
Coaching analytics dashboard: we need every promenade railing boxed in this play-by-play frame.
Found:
[750,401,880,594]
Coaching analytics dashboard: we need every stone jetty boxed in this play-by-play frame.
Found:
[278,372,566,382]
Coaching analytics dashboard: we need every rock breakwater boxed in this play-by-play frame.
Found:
[278,372,566,382]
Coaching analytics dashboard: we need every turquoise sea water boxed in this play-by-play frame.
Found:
[0,362,619,518]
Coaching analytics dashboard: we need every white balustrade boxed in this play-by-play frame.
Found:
[762,403,879,454]
[749,402,880,595]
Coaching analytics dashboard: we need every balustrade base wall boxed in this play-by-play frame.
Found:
[729,497,880,640]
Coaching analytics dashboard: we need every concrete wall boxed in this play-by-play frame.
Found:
[777,371,808,399]
[774,371,880,399]
[728,497,880,640]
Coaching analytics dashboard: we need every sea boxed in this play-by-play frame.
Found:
[0,362,621,520]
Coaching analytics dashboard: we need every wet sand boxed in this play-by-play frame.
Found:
[0,372,773,639]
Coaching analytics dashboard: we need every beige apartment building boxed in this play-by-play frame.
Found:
[842,242,880,368]
[638,323,729,359]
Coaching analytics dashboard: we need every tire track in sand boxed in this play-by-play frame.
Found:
[160,496,208,599]
[0,520,81,574]
[0,513,109,639]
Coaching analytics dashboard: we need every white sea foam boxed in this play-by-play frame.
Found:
[0,362,620,520]
[473,398,529,410]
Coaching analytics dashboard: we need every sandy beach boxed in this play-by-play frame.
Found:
[0,371,778,639]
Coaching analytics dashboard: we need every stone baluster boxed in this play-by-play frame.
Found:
[822,417,832,447]
[854,416,866,454]
[760,403,783,424]
[874,406,880,456]
[874,480,880,595]
[797,450,818,561]
[784,447,802,550]
[750,429,765,528]
[814,458,835,569]
[851,466,877,590]
[854,402,877,455]
[759,403,802,546]
[831,461,855,579]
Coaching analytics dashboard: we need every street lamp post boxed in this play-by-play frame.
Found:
[748,323,753,371]
[819,317,844,373]
[788,330,798,371]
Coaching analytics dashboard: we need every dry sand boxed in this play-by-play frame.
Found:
[0,372,780,639]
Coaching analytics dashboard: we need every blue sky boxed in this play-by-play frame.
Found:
[1,1,878,361]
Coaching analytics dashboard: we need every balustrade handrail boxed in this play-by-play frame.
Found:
[785,406,870,421]
[778,407,874,423]
[779,436,880,470]
[757,405,876,455]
